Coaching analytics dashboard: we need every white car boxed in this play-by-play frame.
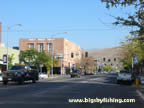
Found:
[140,76,144,84]
[39,72,48,79]
[117,71,133,84]
[0,73,2,81]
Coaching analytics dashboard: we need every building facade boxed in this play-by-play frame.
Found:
[0,46,20,73]
[84,47,123,71]
[19,38,81,74]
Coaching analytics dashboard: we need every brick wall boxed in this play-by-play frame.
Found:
[19,38,81,70]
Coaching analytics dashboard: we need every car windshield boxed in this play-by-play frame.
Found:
[72,71,78,73]
[10,65,25,70]
[120,71,131,74]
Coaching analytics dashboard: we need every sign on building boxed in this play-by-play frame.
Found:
[3,54,7,64]
[133,55,138,64]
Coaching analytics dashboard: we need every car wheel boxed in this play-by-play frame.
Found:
[18,77,24,85]
[3,80,8,85]
[128,81,132,85]
[117,80,120,84]
[32,77,36,83]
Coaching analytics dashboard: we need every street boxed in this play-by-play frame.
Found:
[0,73,143,108]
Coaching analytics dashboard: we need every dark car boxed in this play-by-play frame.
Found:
[71,69,81,78]
[84,72,94,75]
[2,64,39,85]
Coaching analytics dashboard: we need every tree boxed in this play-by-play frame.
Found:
[8,54,14,68]
[80,56,96,72]
[103,65,112,72]
[101,0,144,36]
[19,48,38,66]
[118,35,144,76]
[19,49,58,74]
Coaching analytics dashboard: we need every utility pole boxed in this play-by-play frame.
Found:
[132,57,134,73]
[51,35,54,77]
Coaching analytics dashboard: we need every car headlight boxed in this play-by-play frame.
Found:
[2,73,7,78]
[15,72,21,77]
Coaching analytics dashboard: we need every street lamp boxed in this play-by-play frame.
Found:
[7,24,22,70]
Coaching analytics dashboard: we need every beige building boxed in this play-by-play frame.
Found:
[85,47,123,71]
[19,38,81,74]
[0,22,20,73]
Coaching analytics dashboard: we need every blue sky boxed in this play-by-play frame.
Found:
[0,0,134,49]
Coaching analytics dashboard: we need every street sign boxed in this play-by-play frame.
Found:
[133,55,138,64]
[40,64,43,67]
[3,55,7,64]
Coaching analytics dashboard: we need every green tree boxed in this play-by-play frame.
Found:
[19,49,58,73]
[101,0,144,36]
[8,54,14,68]
[103,65,112,72]
[119,35,144,76]
[19,48,38,66]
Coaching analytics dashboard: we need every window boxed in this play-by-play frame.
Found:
[108,59,111,62]
[48,43,53,52]
[28,43,34,49]
[114,58,116,62]
[85,52,88,57]
[38,43,44,52]
[76,51,80,56]
[71,52,74,58]
[94,60,97,62]
[103,58,106,62]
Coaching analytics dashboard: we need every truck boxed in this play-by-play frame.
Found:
[117,70,134,84]
[2,64,39,85]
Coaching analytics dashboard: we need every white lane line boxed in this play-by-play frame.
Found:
[136,90,144,101]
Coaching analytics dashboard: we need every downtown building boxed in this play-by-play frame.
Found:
[84,47,123,71]
[19,38,81,74]
[0,22,20,73]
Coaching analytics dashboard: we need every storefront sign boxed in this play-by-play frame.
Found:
[3,55,7,64]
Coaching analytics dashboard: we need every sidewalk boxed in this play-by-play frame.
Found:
[136,85,144,101]
[46,74,70,80]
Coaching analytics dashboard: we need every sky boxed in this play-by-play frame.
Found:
[0,0,135,49]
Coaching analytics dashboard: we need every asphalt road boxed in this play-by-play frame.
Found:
[0,73,144,108]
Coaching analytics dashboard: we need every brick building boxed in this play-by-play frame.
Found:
[19,38,81,74]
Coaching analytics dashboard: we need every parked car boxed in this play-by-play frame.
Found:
[39,72,48,79]
[71,69,81,78]
[0,73,2,81]
[2,64,39,85]
[139,76,144,84]
[84,72,94,75]
[117,70,134,84]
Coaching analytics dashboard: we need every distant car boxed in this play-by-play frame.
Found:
[71,70,81,78]
[0,73,2,81]
[139,76,144,84]
[117,70,134,84]
[84,72,94,75]
[39,72,48,79]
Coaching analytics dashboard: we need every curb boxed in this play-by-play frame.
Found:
[136,90,144,101]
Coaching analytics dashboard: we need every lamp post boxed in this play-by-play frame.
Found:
[6,24,22,70]
[50,32,68,77]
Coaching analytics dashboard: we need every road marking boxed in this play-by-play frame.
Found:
[136,90,144,101]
